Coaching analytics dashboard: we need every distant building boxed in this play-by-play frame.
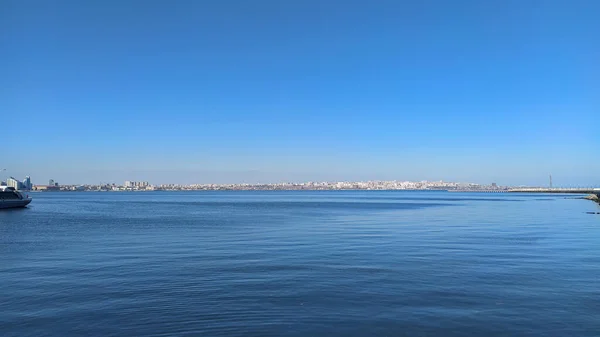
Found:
[491,183,497,188]
[49,179,55,186]
[33,185,60,191]
[7,177,22,190]
[124,181,150,188]
[22,176,32,190]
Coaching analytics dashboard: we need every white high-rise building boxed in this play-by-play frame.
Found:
[125,181,150,188]
[7,177,22,190]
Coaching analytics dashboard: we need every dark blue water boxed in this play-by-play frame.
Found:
[1,191,599,336]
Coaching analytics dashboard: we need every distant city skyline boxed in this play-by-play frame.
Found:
[2,170,598,188]
[3,1,599,185]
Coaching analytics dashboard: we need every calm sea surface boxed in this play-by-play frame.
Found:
[1,191,599,336]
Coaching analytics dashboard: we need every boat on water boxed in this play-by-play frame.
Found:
[0,186,32,209]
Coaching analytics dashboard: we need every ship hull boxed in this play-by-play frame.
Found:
[0,199,32,209]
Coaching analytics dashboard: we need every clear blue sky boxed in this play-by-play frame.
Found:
[2,0,599,186]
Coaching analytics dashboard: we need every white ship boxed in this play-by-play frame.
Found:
[0,186,32,209]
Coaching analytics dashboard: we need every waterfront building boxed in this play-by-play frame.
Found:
[125,181,150,188]
[22,176,32,190]
[7,177,22,190]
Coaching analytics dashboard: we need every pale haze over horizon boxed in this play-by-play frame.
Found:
[3,1,599,187]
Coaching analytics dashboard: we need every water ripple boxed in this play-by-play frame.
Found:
[1,191,600,336]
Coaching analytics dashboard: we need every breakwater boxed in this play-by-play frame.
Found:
[452,188,600,203]
[508,188,600,194]
[585,194,600,204]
